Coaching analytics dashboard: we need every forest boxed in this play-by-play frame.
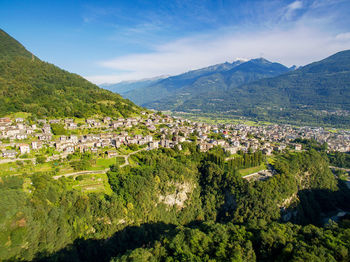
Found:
[1,142,350,261]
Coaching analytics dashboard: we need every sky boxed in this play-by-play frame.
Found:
[1,0,350,84]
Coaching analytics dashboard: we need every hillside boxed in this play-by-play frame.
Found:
[0,29,140,118]
[1,145,349,261]
[122,58,291,108]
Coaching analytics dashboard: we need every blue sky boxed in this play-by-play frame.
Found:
[1,0,350,84]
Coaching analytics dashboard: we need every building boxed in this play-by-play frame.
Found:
[19,144,30,154]
[2,150,17,158]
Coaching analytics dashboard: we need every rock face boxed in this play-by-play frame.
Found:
[159,182,193,210]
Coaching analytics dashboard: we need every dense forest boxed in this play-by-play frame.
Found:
[1,142,350,261]
[0,29,140,118]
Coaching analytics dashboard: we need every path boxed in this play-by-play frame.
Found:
[329,166,350,172]
[52,169,109,179]
[120,148,146,168]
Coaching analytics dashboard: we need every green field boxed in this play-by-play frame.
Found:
[72,173,113,195]
[238,163,267,177]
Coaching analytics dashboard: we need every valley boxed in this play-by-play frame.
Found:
[1,9,350,261]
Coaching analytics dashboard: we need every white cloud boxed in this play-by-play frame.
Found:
[84,0,350,85]
[86,26,350,84]
[336,32,350,40]
[283,1,303,20]
[288,0,303,11]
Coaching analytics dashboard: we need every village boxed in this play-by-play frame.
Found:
[1,112,350,165]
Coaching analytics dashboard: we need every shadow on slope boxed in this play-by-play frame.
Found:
[32,222,177,262]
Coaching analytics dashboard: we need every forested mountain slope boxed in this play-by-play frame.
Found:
[0,29,140,118]
[1,143,349,261]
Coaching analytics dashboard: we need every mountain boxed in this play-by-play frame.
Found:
[123,58,291,108]
[101,76,168,96]
[0,29,140,118]
[185,50,350,126]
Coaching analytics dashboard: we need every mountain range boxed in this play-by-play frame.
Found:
[0,29,140,118]
[104,50,350,127]
[108,58,292,106]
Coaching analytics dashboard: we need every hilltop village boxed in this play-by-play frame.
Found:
[0,112,349,163]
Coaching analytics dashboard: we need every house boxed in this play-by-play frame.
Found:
[0,117,12,125]
[145,135,153,142]
[19,144,30,154]
[49,119,61,124]
[262,148,273,155]
[42,124,51,134]
[64,119,74,124]
[149,141,159,150]
[37,119,47,124]
[15,118,24,123]
[16,133,28,140]
[38,134,52,141]
[69,135,78,144]
[106,150,118,158]
[31,141,43,150]
[295,144,302,151]
[86,119,96,125]
[63,146,75,153]
[91,147,98,154]
[103,117,111,123]
[67,122,78,130]
[224,147,239,155]
[2,150,17,158]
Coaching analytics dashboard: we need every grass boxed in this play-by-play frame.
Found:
[72,173,113,195]
[0,162,20,176]
[88,157,121,170]
[0,155,129,177]
[5,112,32,119]
[238,163,267,177]
[267,156,276,165]
[22,177,33,193]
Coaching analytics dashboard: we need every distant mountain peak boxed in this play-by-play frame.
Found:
[249,58,272,64]
[233,57,249,62]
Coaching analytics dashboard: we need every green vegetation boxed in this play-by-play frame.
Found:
[329,151,350,169]
[238,163,266,176]
[0,141,350,261]
[0,130,350,261]
[113,221,350,262]
[50,124,68,135]
[0,29,141,118]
